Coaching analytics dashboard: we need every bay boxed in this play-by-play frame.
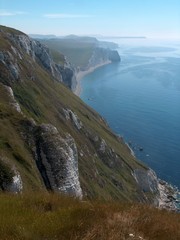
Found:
[80,38,180,189]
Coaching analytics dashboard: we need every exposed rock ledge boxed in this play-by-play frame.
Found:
[35,124,83,198]
[6,170,23,193]
[133,169,179,211]
[0,29,76,90]
[4,85,22,113]
[157,180,179,211]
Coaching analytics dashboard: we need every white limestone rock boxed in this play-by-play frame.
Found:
[4,85,22,113]
[7,171,23,193]
[133,168,179,210]
[133,169,159,194]
[0,51,20,80]
[99,139,107,153]
[63,108,83,130]
[4,169,23,193]
[36,124,83,198]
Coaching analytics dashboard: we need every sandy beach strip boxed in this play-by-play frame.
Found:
[74,60,111,96]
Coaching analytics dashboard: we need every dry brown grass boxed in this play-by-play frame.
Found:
[0,192,179,240]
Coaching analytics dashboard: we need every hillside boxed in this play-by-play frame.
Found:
[0,25,178,209]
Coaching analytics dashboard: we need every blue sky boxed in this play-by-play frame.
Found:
[0,0,180,38]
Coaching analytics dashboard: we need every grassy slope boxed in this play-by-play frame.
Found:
[0,193,179,240]
[0,26,149,202]
[12,64,144,201]
[0,84,45,191]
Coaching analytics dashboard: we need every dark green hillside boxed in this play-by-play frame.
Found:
[0,26,160,204]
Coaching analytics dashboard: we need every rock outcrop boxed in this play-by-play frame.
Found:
[133,169,159,195]
[0,156,23,193]
[0,26,76,88]
[35,124,82,198]
[57,65,77,91]
[109,50,121,62]
[133,169,179,209]
[4,85,22,113]
[63,108,83,130]
[6,170,23,193]
[85,47,120,71]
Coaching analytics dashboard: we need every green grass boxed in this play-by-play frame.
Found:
[14,84,43,121]
[0,193,179,240]
[49,49,66,65]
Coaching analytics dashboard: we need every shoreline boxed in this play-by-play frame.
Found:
[73,59,180,212]
[74,60,111,96]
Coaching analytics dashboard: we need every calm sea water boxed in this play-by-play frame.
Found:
[80,38,180,189]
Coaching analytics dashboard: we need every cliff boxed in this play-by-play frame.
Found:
[84,47,120,71]
[37,37,120,93]
[0,25,176,208]
[0,26,76,91]
[38,37,120,69]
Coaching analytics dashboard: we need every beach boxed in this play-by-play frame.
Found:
[74,60,111,96]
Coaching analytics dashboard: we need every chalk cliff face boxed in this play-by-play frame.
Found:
[38,37,121,78]
[0,26,76,89]
[36,124,82,198]
[0,25,165,205]
[82,47,120,71]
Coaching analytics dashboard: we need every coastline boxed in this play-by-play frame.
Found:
[74,60,111,96]
[73,58,180,212]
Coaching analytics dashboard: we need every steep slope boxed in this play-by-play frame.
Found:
[0,25,168,205]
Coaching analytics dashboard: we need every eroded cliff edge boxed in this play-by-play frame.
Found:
[0,25,178,210]
[37,36,121,93]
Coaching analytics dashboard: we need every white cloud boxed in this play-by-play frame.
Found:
[44,13,92,19]
[0,10,27,16]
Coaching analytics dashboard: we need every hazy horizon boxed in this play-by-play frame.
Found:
[1,0,180,39]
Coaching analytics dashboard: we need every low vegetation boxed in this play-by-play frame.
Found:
[0,192,179,240]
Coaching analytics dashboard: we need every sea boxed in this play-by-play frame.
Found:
[80,38,180,191]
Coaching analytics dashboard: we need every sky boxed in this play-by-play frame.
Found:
[0,0,180,38]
